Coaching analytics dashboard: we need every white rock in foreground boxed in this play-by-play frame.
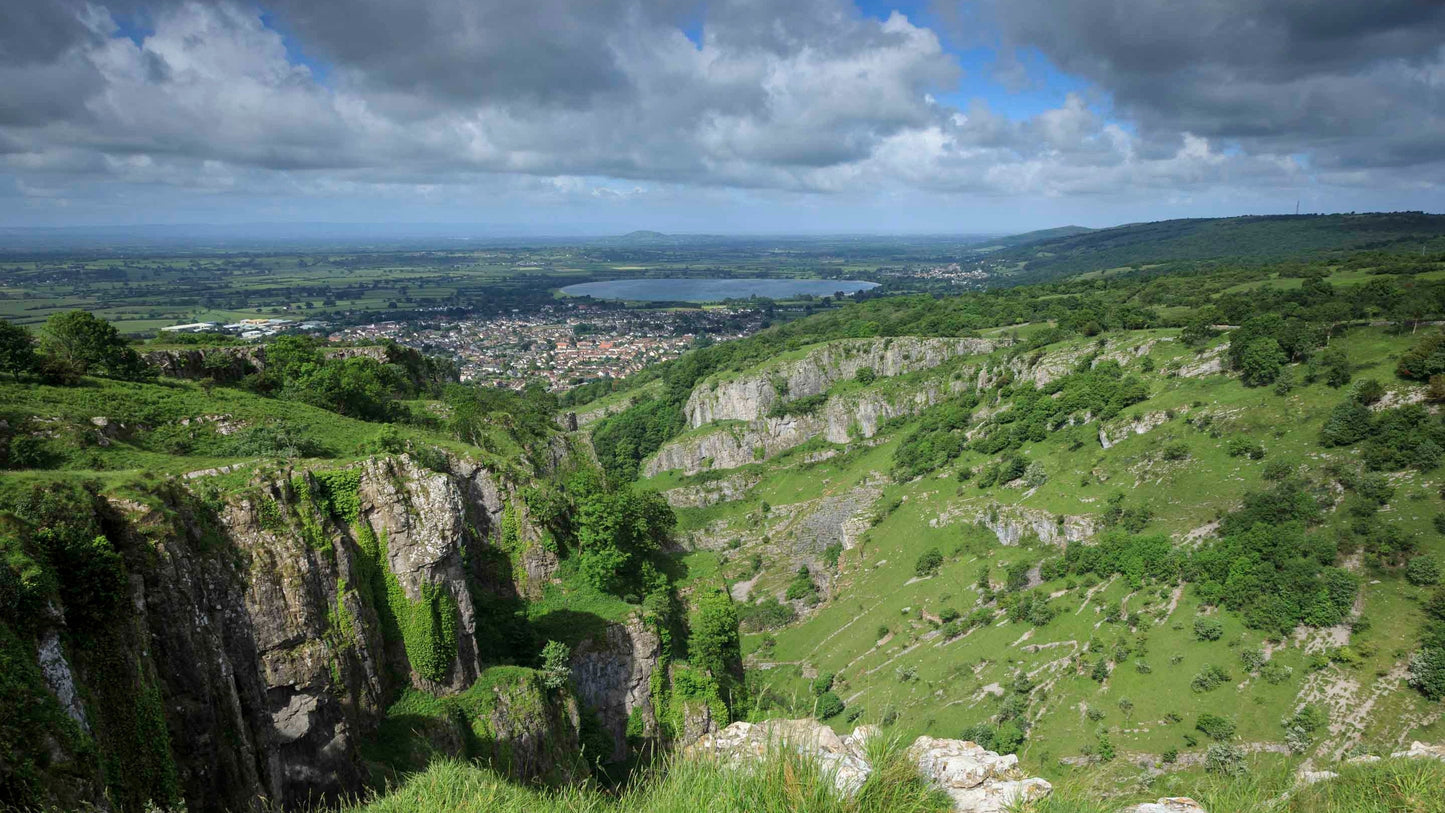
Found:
[1391,741,1445,761]
[687,721,1053,811]
[685,719,873,795]
[1121,798,1209,813]
[907,736,1052,812]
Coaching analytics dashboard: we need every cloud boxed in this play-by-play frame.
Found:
[985,0,1445,172]
[0,0,1440,227]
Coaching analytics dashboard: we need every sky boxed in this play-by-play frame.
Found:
[1,0,1443,235]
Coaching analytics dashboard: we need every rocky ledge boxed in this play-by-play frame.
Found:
[685,719,1052,812]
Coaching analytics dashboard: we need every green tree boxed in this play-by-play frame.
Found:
[689,588,743,699]
[1238,337,1287,387]
[40,310,147,379]
[814,691,845,720]
[0,319,36,379]
[540,640,571,690]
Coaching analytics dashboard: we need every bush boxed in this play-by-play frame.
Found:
[1406,556,1442,587]
[814,691,845,720]
[914,548,944,578]
[785,568,819,604]
[1226,438,1266,460]
[1193,616,1224,641]
[1409,647,1445,700]
[810,672,835,696]
[1195,713,1236,741]
[1205,743,1249,776]
[738,598,797,631]
[1190,664,1231,692]
[855,367,877,385]
[1162,442,1191,461]
[540,641,571,690]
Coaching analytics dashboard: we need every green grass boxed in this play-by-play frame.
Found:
[1033,756,1445,812]
[658,323,1444,772]
[343,732,950,813]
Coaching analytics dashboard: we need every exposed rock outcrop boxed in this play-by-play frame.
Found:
[1099,409,1178,449]
[10,447,659,812]
[686,720,1053,812]
[646,384,955,476]
[569,617,662,762]
[685,337,1000,427]
[932,504,1096,547]
[908,736,1053,813]
[1121,799,1209,813]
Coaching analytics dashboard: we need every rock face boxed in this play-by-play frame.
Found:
[686,720,1052,812]
[568,617,662,762]
[11,449,658,812]
[646,384,957,476]
[683,337,1001,428]
[1098,410,1177,449]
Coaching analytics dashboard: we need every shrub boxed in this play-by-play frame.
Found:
[785,568,819,604]
[1193,616,1224,641]
[855,367,877,385]
[738,598,797,631]
[1205,743,1248,776]
[810,672,835,696]
[914,548,944,578]
[1195,713,1236,741]
[814,691,845,720]
[1225,438,1266,460]
[1409,647,1445,700]
[1262,460,1293,481]
[1406,556,1442,587]
[1190,664,1231,692]
[1162,442,1191,461]
[540,641,571,690]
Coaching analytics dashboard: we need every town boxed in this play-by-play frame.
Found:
[326,303,767,390]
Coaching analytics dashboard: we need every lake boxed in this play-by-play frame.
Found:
[559,278,879,303]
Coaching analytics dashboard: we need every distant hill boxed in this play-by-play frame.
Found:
[989,212,1445,283]
[978,224,1093,250]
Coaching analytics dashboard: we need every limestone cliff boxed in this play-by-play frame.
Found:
[4,450,659,812]
[684,337,1001,427]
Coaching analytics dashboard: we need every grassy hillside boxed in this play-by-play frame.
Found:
[565,249,1445,798]
[986,213,1445,284]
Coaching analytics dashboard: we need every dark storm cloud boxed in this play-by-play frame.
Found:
[0,0,95,65]
[987,0,1445,167]
[265,0,697,108]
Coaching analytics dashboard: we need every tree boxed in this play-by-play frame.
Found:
[40,310,146,379]
[915,548,944,578]
[689,588,743,699]
[1238,337,1287,387]
[0,319,37,378]
[540,640,571,690]
[814,691,845,720]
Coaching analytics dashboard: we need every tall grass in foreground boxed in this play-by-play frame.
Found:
[1026,757,1445,813]
[344,733,950,813]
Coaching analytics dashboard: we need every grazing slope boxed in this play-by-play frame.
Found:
[988,213,1445,284]
[573,248,1445,808]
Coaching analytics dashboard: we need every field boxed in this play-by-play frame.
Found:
[0,236,991,335]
